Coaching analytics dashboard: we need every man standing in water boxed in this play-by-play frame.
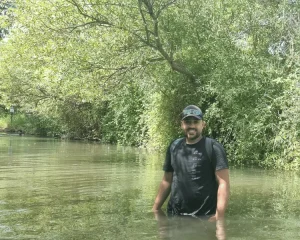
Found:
[152,105,230,221]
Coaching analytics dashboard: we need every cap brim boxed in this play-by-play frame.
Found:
[182,114,202,120]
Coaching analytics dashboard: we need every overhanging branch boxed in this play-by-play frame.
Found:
[138,0,196,82]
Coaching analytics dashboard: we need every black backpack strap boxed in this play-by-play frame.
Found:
[205,137,216,172]
[170,137,185,153]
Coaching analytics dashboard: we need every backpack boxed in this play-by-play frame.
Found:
[170,137,216,171]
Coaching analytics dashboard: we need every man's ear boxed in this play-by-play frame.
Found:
[202,121,206,128]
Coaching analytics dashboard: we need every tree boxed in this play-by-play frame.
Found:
[0,0,299,168]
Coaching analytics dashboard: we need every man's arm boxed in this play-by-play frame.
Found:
[152,172,173,211]
[215,169,230,220]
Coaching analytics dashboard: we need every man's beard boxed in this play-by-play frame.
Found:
[185,128,201,140]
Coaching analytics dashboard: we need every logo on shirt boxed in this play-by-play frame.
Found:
[192,149,203,161]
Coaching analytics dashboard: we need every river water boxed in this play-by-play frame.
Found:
[0,136,299,240]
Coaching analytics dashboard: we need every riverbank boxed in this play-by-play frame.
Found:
[0,128,102,142]
[0,128,24,135]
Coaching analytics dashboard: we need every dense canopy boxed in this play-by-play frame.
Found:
[0,0,300,169]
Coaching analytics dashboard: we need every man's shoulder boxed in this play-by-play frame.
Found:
[204,136,216,143]
[205,137,223,147]
[169,137,185,152]
[171,137,185,145]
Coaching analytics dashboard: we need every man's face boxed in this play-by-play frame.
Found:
[181,117,205,141]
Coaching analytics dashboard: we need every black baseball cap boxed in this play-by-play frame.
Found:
[181,105,203,120]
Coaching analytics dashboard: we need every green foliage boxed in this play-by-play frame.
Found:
[102,82,148,146]
[0,111,62,137]
[263,73,300,170]
[0,0,299,169]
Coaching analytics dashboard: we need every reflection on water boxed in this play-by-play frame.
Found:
[0,136,299,239]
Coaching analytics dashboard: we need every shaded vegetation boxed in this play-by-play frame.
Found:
[0,0,300,169]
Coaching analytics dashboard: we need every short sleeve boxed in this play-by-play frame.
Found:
[163,144,174,172]
[213,141,229,171]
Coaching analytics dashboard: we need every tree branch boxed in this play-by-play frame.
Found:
[139,0,196,81]
[64,0,196,82]
[138,0,151,43]
[67,21,99,32]
[156,0,177,18]
[66,0,112,26]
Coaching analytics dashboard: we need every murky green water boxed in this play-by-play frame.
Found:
[0,136,299,240]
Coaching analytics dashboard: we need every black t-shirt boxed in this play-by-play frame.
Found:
[163,137,228,216]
